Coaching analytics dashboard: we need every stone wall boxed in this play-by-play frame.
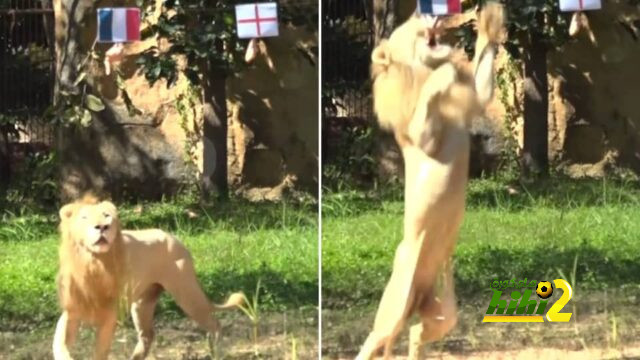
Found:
[443,0,640,178]
[55,0,192,200]
[227,25,318,192]
[547,0,640,176]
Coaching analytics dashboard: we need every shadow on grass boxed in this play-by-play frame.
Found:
[121,198,317,235]
[322,177,640,219]
[0,196,317,242]
[157,268,318,319]
[322,242,640,309]
[466,177,640,211]
[1,268,318,331]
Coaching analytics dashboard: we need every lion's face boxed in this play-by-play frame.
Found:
[387,14,452,68]
[59,201,120,254]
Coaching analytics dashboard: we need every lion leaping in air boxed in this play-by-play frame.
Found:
[357,3,504,359]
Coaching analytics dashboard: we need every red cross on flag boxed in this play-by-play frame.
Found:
[235,3,279,39]
[559,0,601,11]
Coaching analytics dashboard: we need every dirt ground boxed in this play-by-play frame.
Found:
[322,293,640,360]
[330,347,640,360]
[0,310,318,359]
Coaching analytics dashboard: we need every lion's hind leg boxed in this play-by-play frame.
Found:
[407,260,457,360]
[161,257,221,335]
[356,241,421,359]
[356,284,409,360]
[130,284,162,360]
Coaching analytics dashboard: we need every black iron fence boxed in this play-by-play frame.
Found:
[322,0,373,120]
[0,0,55,146]
[322,0,381,185]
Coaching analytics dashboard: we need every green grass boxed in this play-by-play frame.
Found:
[0,196,318,330]
[322,177,640,308]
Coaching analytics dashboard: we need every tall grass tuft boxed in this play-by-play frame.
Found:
[237,279,263,356]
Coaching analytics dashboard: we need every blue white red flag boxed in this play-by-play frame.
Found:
[559,0,601,11]
[97,8,141,43]
[417,0,461,15]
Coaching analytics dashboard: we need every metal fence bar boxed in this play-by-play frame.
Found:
[0,0,55,145]
[322,0,373,121]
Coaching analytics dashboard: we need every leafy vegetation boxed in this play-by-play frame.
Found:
[1,151,59,212]
[456,0,571,60]
[457,0,574,177]
[136,0,318,87]
[322,121,379,188]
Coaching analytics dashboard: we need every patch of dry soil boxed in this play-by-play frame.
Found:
[1,311,318,359]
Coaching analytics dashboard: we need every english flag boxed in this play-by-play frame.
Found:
[559,0,601,11]
[235,2,279,39]
[418,0,461,15]
[97,8,140,43]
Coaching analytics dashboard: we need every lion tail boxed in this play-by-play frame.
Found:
[212,292,245,311]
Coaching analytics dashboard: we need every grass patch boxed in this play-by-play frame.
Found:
[322,177,640,308]
[0,196,318,330]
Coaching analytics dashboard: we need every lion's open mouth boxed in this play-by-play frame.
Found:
[428,36,437,48]
[95,236,108,245]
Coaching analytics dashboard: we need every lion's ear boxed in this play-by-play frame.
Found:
[59,204,76,221]
[371,40,391,67]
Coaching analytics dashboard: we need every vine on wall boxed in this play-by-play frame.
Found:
[495,57,523,175]
[175,83,203,185]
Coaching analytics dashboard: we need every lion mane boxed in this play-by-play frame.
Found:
[57,194,125,322]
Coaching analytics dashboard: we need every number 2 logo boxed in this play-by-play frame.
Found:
[546,279,573,322]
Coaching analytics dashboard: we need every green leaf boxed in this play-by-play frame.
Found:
[116,72,126,90]
[223,13,234,26]
[80,109,92,127]
[73,72,87,87]
[85,94,106,112]
[152,64,162,78]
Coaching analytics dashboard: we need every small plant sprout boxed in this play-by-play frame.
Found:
[557,254,587,349]
[237,279,262,356]
[290,335,298,360]
[207,331,221,360]
[117,294,130,325]
[609,311,618,349]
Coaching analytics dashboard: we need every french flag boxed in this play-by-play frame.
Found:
[559,0,601,11]
[418,0,461,15]
[97,8,141,43]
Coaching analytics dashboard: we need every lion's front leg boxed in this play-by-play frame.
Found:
[407,63,457,156]
[472,2,504,107]
[93,310,117,360]
[473,44,497,107]
[53,311,80,360]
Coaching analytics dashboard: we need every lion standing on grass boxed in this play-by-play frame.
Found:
[53,195,244,359]
[356,3,504,359]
